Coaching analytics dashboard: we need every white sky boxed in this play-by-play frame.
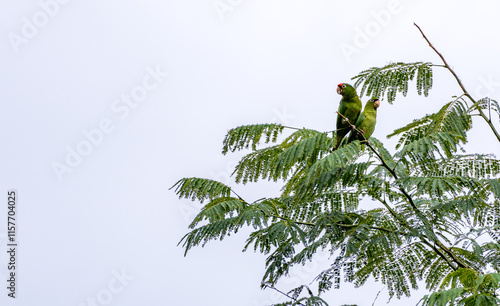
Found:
[1,0,500,305]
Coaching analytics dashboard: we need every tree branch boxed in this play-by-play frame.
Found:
[282,125,304,131]
[374,196,412,230]
[272,213,402,235]
[272,214,316,227]
[364,140,471,270]
[230,189,245,201]
[414,22,500,142]
[336,111,368,142]
[264,284,307,306]
[420,239,458,270]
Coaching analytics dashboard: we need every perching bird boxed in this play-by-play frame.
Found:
[347,97,380,144]
[335,83,362,150]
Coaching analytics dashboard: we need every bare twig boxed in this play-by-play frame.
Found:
[414,23,500,142]
[229,188,245,201]
[282,125,304,131]
[372,286,385,306]
[264,284,307,306]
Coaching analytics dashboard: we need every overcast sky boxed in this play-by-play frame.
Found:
[1,1,500,305]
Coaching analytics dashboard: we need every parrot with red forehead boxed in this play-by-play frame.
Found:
[347,97,380,144]
[335,83,362,150]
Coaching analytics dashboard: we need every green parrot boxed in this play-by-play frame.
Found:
[335,83,362,150]
[347,97,380,144]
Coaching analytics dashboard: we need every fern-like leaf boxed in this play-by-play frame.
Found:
[178,217,243,256]
[222,124,284,154]
[473,97,500,123]
[389,97,471,153]
[419,288,464,306]
[189,197,246,228]
[351,62,433,104]
[232,129,332,183]
[415,155,500,179]
[170,177,232,202]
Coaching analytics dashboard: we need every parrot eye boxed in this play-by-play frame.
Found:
[342,85,346,88]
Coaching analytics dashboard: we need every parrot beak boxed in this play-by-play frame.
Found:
[336,84,342,95]
[374,99,380,109]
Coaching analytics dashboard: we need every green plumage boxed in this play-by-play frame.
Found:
[335,83,362,149]
[347,97,380,144]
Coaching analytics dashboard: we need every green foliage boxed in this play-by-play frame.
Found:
[170,177,232,202]
[173,47,500,305]
[388,97,472,156]
[232,129,333,184]
[419,269,500,306]
[222,124,285,154]
[351,62,433,103]
[475,98,500,123]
